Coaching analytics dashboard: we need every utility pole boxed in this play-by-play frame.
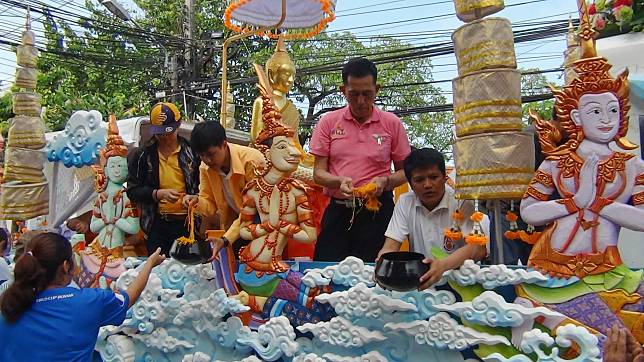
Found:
[171,54,179,104]
[183,0,196,120]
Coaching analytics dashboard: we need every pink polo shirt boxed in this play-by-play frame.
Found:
[310,105,411,199]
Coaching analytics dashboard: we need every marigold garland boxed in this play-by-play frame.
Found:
[444,228,463,241]
[470,211,485,223]
[506,210,519,222]
[176,203,197,246]
[452,210,464,221]
[465,233,488,246]
[465,199,488,246]
[353,182,382,212]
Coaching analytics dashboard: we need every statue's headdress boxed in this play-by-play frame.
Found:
[103,114,128,160]
[265,34,294,77]
[92,114,128,192]
[253,63,295,153]
[533,0,636,156]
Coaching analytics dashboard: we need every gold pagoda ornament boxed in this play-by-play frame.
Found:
[0,13,49,220]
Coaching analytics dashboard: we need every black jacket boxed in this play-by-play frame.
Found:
[126,136,200,234]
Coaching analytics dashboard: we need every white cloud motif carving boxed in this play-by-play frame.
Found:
[303,256,375,288]
[434,291,563,327]
[385,312,510,350]
[298,316,387,348]
[446,260,548,289]
[315,282,417,321]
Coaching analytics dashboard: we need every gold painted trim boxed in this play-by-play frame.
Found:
[455,0,504,13]
[457,40,514,58]
[460,53,516,74]
[456,178,533,188]
[457,167,534,176]
[455,191,526,200]
[453,99,521,114]
[0,200,49,208]
[455,111,523,125]
[4,164,44,172]
[456,123,523,136]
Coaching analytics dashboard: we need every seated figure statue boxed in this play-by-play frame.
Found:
[519,6,644,344]
[249,35,326,259]
[233,79,330,319]
[74,115,140,288]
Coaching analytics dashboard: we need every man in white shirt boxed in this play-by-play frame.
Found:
[377,148,489,290]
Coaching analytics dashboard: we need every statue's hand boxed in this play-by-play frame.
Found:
[573,153,599,209]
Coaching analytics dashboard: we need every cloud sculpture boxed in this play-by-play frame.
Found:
[173,289,249,332]
[324,351,388,362]
[183,352,212,362]
[445,260,548,289]
[237,316,299,361]
[390,288,457,320]
[131,327,194,353]
[385,312,510,350]
[46,110,106,167]
[315,283,417,322]
[292,354,326,362]
[434,291,563,328]
[298,316,387,348]
[303,257,375,288]
[483,324,601,362]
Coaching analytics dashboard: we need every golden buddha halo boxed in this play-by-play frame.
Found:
[532,0,637,156]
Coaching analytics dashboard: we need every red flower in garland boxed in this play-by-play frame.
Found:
[589,3,597,15]
[614,0,632,7]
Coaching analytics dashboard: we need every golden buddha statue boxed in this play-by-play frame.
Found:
[250,34,313,167]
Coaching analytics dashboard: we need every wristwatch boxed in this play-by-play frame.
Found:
[220,236,230,248]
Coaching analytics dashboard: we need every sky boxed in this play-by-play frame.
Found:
[0,0,579,108]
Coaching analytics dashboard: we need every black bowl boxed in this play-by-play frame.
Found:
[169,238,212,265]
[375,251,429,292]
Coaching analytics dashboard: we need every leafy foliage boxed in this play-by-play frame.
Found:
[10,0,470,156]
[521,69,555,124]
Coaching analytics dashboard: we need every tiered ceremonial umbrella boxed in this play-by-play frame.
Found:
[219,0,337,123]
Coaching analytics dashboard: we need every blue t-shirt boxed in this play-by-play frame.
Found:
[0,286,130,362]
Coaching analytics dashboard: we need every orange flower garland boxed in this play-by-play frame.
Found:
[464,199,489,246]
[504,201,520,240]
[176,203,197,246]
[444,210,464,241]
[353,182,382,212]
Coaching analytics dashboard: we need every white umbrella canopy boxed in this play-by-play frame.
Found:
[224,0,337,39]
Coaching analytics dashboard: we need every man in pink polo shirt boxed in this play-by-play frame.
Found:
[309,58,411,262]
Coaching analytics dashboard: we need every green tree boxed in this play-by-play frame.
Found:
[252,32,453,155]
[521,69,556,124]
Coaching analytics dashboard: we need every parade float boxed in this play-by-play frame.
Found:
[2,0,643,361]
[89,0,644,360]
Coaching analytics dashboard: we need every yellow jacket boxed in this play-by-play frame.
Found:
[198,143,265,241]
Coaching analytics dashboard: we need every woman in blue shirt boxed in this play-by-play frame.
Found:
[0,232,165,361]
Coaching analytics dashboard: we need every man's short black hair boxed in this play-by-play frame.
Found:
[342,57,377,84]
[403,148,446,182]
[191,121,227,154]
